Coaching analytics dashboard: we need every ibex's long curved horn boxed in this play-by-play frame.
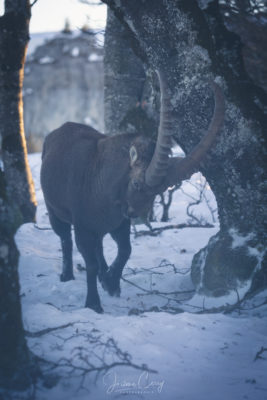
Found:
[145,71,173,187]
[145,73,225,188]
[168,81,225,183]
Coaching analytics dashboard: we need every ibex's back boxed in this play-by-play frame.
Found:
[41,122,135,235]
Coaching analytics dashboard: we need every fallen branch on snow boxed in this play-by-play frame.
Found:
[133,222,214,237]
[35,331,157,392]
[23,326,157,395]
[25,321,92,338]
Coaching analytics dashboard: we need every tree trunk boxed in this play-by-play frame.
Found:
[0,0,37,390]
[104,7,158,137]
[103,0,267,298]
[104,8,159,224]
[0,173,36,390]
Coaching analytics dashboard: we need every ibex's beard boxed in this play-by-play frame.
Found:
[120,202,136,219]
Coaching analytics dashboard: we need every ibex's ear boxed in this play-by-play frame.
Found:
[129,146,138,166]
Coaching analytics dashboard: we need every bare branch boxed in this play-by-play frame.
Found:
[254,347,267,361]
[34,330,157,392]
[158,183,181,222]
[25,322,91,337]
[133,222,214,237]
[180,177,218,225]
[30,0,38,7]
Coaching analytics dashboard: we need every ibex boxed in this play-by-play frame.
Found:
[41,72,224,313]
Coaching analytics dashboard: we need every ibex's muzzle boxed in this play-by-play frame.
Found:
[126,206,138,219]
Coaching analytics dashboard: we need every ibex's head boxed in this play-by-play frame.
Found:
[125,71,225,219]
[126,136,156,218]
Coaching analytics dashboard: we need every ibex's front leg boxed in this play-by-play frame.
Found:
[95,238,108,285]
[102,219,131,297]
[74,226,103,313]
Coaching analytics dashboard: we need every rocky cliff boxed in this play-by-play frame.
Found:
[23,32,104,152]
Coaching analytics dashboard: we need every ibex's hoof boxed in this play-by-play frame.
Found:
[101,278,121,297]
[100,279,108,292]
[98,272,107,284]
[60,273,75,282]
[110,286,121,297]
[86,302,104,314]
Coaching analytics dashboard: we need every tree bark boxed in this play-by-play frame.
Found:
[0,0,36,222]
[104,7,158,137]
[0,0,37,390]
[102,0,267,297]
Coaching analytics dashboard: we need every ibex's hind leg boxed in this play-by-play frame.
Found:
[95,238,108,284]
[74,226,103,314]
[47,206,74,282]
[102,219,131,297]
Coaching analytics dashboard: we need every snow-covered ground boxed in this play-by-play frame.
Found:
[14,153,267,400]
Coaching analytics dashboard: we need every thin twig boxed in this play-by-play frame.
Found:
[122,276,195,305]
[254,347,267,361]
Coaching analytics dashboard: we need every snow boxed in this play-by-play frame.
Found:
[27,30,104,58]
[88,53,103,62]
[71,47,80,57]
[230,228,255,249]
[27,31,86,56]
[27,32,59,55]
[12,153,267,399]
[39,56,55,64]
[23,87,34,96]
[229,229,264,269]
[84,116,94,125]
